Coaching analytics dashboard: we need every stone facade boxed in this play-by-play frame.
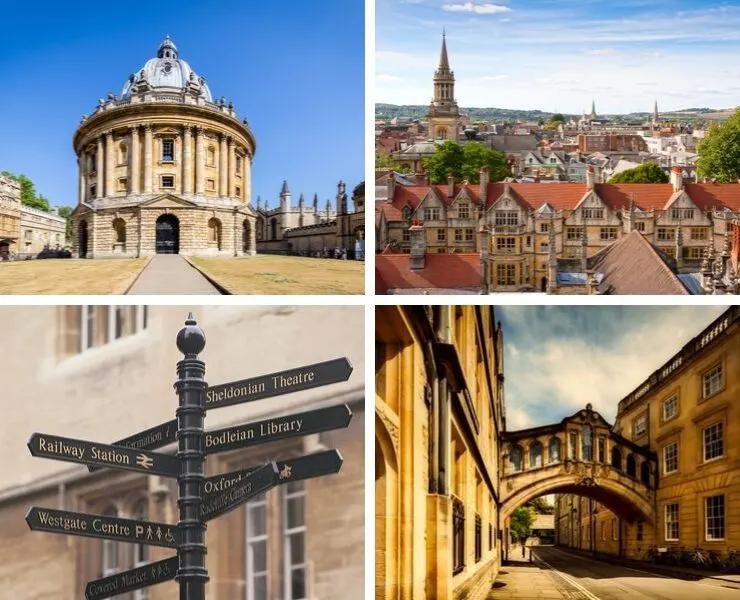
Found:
[71,36,257,258]
[257,181,365,257]
[428,33,461,141]
[0,305,364,600]
[19,205,66,256]
[555,307,740,562]
[0,174,21,257]
[376,306,505,600]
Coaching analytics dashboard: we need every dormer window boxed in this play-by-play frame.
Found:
[458,203,470,219]
[402,207,411,220]
[162,139,174,162]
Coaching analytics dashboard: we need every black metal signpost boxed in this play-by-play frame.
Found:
[25,313,353,599]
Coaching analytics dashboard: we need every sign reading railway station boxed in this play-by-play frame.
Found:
[24,314,351,600]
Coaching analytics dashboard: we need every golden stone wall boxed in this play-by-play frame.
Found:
[0,175,21,255]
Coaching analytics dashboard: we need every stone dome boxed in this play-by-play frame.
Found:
[121,35,213,102]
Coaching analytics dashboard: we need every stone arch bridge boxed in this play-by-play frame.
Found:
[501,404,657,523]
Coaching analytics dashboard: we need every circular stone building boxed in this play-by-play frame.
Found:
[72,36,257,257]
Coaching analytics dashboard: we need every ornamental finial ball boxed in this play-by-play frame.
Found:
[176,313,206,355]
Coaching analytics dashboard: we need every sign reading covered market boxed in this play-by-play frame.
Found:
[24,314,351,600]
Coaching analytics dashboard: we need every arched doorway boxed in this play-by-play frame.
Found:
[0,240,10,259]
[79,220,88,258]
[155,214,179,254]
[541,277,548,292]
[242,220,252,253]
[112,218,126,253]
[207,217,222,251]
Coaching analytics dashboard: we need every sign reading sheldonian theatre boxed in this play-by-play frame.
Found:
[24,313,352,600]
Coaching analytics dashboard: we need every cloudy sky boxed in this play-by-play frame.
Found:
[376,0,740,113]
[496,305,728,430]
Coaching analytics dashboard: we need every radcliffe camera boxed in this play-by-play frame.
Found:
[0,306,365,599]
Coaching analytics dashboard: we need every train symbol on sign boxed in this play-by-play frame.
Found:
[136,454,154,469]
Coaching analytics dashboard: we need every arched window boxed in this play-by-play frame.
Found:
[626,454,637,478]
[548,438,560,463]
[113,218,126,245]
[640,461,650,485]
[529,441,543,469]
[208,218,222,250]
[119,142,128,165]
[611,447,622,471]
[509,445,523,472]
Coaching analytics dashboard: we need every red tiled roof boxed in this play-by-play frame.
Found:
[684,183,740,212]
[376,200,401,225]
[375,253,481,292]
[588,230,689,295]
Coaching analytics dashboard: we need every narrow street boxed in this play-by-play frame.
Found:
[488,546,740,600]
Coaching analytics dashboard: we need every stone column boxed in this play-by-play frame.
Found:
[195,127,205,195]
[144,124,153,194]
[105,130,114,197]
[219,134,228,197]
[183,125,193,195]
[245,153,252,204]
[96,137,104,199]
[227,138,235,198]
[78,153,85,205]
[130,126,140,194]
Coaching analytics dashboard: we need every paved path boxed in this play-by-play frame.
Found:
[126,255,221,295]
[490,546,740,600]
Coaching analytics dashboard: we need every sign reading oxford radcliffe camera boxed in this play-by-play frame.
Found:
[28,433,180,478]
[201,462,279,522]
[204,404,352,455]
[88,419,178,473]
[25,507,179,548]
[85,555,179,600]
[204,449,344,495]
[206,357,353,410]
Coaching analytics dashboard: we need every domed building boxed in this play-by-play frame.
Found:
[72,36,257,257]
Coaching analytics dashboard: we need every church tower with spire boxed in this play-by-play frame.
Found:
[653,99,660,125]
[427,30,460,142]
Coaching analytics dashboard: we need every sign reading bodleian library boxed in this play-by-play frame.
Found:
[24,315,352,600]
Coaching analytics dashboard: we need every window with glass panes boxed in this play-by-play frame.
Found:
[73,306,148,355]
[582,208,604,219]
[684,247,704,260]
[663,442,678,474]
[702,363,722,398]
[665,503,679,541]
[246,495,268,600]
[495,211,518,226]
[162,139,174,162]
[284,481,307,600]
[566,227,582,240]
[691,227,709,240]
[496,264,516,286]
[454,229,463,242]
[102,506,119,577]
[600,227,618,241]
[465,228,474,241]
[633,414,647,437]
[662,395,677,421]
[703,422,723,462]
[657,228,675,241]
[635,221,646,232]
[437,229,446,242]
[496,237,515,251]
[671,208,694,220]
[539,222,550,233]
[458,204,470,219]
[705,495,725,541]
[424,207,440,221]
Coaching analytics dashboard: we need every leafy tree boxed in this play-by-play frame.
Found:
[549,113,565,123]
[423,141,511,184]
[608,163,669,184]
[0,171,50,211]
[375,153,410,173]
[697,109,740,182]
[510,506,535,544]
[57,206,74,241]
[526,497,554,515]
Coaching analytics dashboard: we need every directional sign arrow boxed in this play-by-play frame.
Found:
[88,420,178,473]
[29,433,180,478]
[201,462,279,522]
[205,357,353,410]
[85,555,178,600]
[204,404,352,455]
[204,449,344,495]
[25,507,179,548]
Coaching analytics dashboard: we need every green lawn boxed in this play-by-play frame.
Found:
[189,255,364,295]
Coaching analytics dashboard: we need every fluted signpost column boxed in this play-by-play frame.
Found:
[175,314,209,600]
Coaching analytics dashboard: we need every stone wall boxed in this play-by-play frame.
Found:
[18,205,67,257]
[0,175,21,255]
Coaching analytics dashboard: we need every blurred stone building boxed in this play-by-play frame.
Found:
[0,305,364,600]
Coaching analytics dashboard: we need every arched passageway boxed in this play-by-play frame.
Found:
[155,214,179,254]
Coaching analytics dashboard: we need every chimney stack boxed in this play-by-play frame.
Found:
[387,172,396,202]
[586,166,595,191]
[409,220,426,271]
[478,224,490,295]
[448,172,455,198]
[479,166,489,206]
[670,166,684,192]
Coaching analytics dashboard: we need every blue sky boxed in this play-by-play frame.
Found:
[377,0,740,113]
[496,305,728,430]
[0,0,363,209]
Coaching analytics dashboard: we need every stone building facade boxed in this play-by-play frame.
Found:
[427,33,461,141]
[555,307,740,562]
[257,181,365,257]
[71,36,257,258]
[19,205,67,257]
[376,305,505,600]
[0,305,364,600]
[0,174,21,257]
[377,167,740,292]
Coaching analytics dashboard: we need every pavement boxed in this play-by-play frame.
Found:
[487,546,740,600]
[126,254,222,295]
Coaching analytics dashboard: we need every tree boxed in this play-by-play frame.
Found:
[697,109,740,182]
[423,141,511,184]
[608,163,669,184]
[0,171,50,211]
[57,206,74,241]
[375,153,410,173]
[510,506,535,544]
[549,113,565,123]
[526,497,554,515]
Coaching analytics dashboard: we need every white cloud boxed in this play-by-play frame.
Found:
[376,74,405,83]
[585,48,617,55]
[442,2,511,14]
[474,74,510,81]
